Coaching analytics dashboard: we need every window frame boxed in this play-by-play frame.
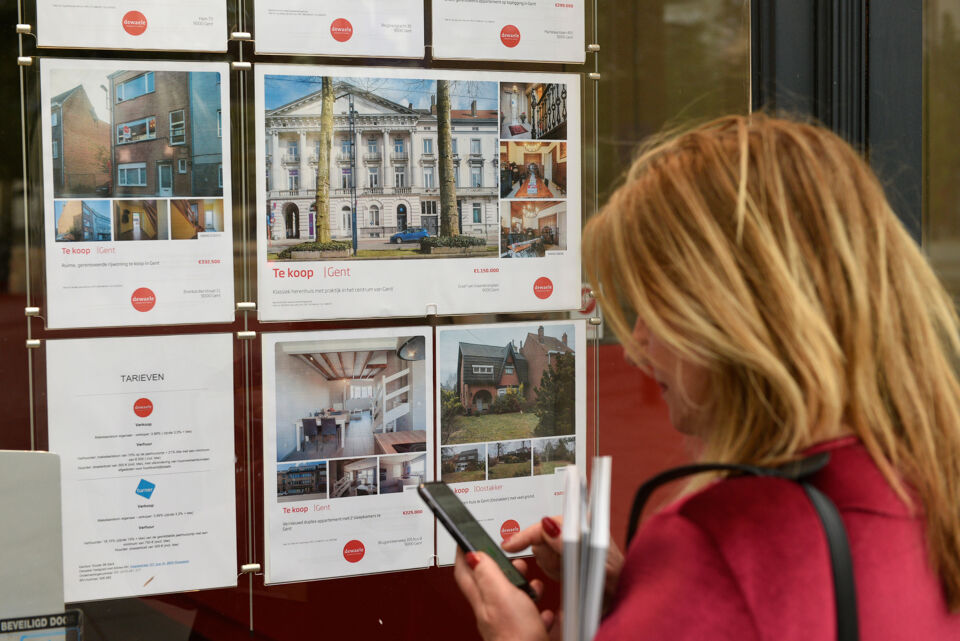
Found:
[117,162,147,187]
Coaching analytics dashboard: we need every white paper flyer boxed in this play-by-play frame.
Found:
[36,1,227,51]
[45,334,237,602]
[255,64,580,321]
[432,0,585,63]
[435,320,586,564]
[254,0,424,58]
[262,327,434,583]
[41,59,234,328]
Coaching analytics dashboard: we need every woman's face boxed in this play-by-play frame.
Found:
[632,319,711,436]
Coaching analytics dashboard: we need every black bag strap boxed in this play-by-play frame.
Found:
[625,452,859,641]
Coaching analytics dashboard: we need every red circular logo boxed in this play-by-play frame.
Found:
[133,398,153,418]
[500,25,521,48]
[131,287,156,312]
[500,520,520,539]
[122,11,148,36]
[330,18,354,42]
[343,540,365,563]
[533,277,554,300]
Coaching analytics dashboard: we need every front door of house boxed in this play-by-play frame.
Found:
[422,215,438,235]
[397,204,407,231]
[158,163,173,197]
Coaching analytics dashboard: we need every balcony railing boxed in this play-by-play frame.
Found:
[420,152,436,163]
[282,154,300,164]
[393,186,412,194]
[271,188,317,198]
[390,152,409,163]
[363,187,384,195]
[363,152,382,163]
[337,152,353,163]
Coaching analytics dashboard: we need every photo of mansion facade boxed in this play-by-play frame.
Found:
[265,82,500,244]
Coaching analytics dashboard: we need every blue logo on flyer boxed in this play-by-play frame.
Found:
[136,479,156,499]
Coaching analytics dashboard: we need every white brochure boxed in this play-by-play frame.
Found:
[46,334,237,602]
[256,64,580,321]
[435,320,586,564]
[41,59,234,329]
[36,1,227,51]
[432,0,585,63]
[262,327,434,583]
[254,0,424,58]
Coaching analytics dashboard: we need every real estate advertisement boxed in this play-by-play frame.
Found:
[254,0,424,58]
[45,333,237,602]
[432,0,585,63]
[255,65,580,321]
[262,327,434,583]
[36,1,228,51]
[41,59,234,328]
[435,320,586,564]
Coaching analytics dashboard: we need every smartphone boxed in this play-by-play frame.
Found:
[418,481,538,600]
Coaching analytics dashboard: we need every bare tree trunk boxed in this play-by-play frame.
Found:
[314,77,334,243]
[437,80,459,237]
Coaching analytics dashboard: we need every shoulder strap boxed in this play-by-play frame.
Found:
[625,452,858,641]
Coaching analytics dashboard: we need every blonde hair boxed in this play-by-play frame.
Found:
[584,114,960,610]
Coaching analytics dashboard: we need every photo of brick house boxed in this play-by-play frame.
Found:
[439,323,577,445]
[51,85,110,197]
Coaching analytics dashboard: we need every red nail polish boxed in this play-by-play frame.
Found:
[465,552,480,569]
[542,516,561,537]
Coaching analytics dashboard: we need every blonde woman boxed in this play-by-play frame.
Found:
[453,115,960,639]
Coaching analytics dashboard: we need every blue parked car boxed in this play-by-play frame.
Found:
[390,227,430,243]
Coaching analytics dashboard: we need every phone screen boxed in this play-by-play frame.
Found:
[419,482,536,599]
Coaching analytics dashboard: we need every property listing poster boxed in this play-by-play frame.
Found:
[37,1,227,51]
[45,334,237,602]
[254,0,424,58]
[255,65,580,321]
[41,59,234,329]
[435,320,586,564]
[262,327,434,583]
[432,0,585,63]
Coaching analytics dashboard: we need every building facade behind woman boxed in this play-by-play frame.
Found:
[453,114,960,639]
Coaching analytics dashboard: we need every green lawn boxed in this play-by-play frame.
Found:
[534,459,575,476]
[489,460,532,479]
[443,412,539,445]
[442,469,486,483]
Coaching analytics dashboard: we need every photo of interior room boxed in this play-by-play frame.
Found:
[113,200,169,241]
[170,199,225,239]
[499,82,567,140]
[500,201,566,257]
[275,335,429,463]
[499,142,567,199]
[379,453,427,494]
[277,461,328,502]
[330,457,379,498]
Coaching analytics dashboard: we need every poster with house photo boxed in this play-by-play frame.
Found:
[262,327,434,583]
[40,58,234,328]
[254,65,581,321]
[435,320,586,565]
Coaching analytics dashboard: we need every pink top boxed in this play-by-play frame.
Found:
[594,437,960,639]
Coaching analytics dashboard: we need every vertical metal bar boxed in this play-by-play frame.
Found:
[591,0,600,458]
[18,0,36,451]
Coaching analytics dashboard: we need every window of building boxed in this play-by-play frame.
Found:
[218,164,223,188]
[116,116,157,144]
[351,382,373,399]
[422,201,437,216]
[395,166,406,188]
[51,112,59,127]
[341,168,352,189]
[52,141,58,158]
[169,110,186,145]
[471,138,481,154]
[394,138,404,153]
[451,138,458,155]
[341,138,351,154]
[288,169,299,190]
[266,166,270,191]
[117,162,147,187]
[423,138,434,154]
[367,138,378,153]
[116,72,154,102]
[368,167,379,188]
[342,206,352,230]
[369,205,380,226]
[424,166,435,188]
[473,203,482,223]
[217,110,222,137]
[314,140,321,158]
[287,140,298,159]
[471,166,482,187]
[497,388,507,397]
[472,365,494,374]
[178,159,187,174]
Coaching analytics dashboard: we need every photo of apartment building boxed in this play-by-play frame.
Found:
[264,75,500,255]
[54,200,111,241]
[277,461,327,502]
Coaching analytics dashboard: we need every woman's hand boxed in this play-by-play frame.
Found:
[454,547,554,641]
